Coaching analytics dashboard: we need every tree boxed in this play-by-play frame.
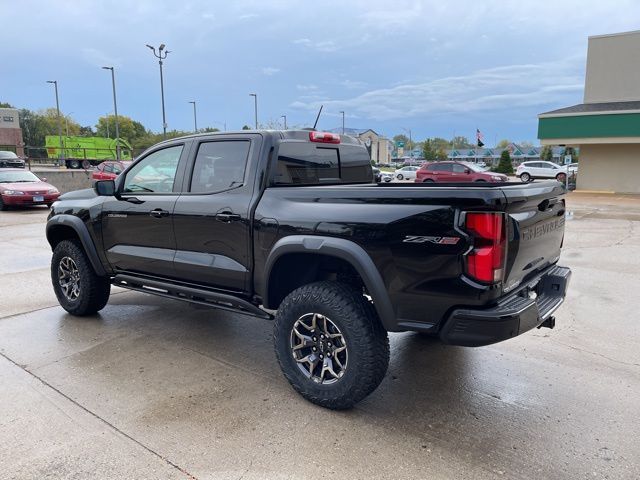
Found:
[393,134,411,151]
[200,127,220,133]
[18,108,80,146]
[495,149,514,175]
[450,136,472,149]
[242,125,252,130]
[540,145,553,162]
[519,141,534,148]
[422,139,437,161]
[0,101,14,108]
[435,147,448,162]
[496,139,510,149]
[563,146,578,162]
[96,115,147,142]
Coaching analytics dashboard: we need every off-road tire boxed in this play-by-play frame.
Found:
[520,172,531,183]
[51,240,110,316]
[273,281,390,409]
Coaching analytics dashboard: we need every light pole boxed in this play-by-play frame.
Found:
[188,101,198,133]
[402,127,413,158]
[64,112,74,136]
[281,115,287,130]
[102,66,121,160]
[339,111,345,134]
[46,80,63,166]
[146,43,170,138]
[249,93,257,129]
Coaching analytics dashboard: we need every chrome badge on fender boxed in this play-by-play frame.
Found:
[403,235,460,245]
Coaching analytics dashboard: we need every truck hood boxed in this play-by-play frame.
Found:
[58,188,97,201]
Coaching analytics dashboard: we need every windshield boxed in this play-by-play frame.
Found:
[0,171,41,183]
[464,163,486,172]
[0,151,19,159]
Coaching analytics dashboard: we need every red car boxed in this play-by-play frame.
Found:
[415,161,508,183]
[0,169,60,210]
[92,161,132,181]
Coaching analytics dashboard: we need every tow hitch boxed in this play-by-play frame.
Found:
[538,316,556,329]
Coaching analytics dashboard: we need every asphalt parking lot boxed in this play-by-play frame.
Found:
[1,193,639,480]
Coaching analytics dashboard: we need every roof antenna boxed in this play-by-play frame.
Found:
[312,105,323,130]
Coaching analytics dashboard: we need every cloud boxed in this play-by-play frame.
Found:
[261,67,280,76]
[290,57,585,120]
[296,84,319,91]
[81,48,121,68]
[238,13,258,20]
[293,38,339,52]
[340,79,367,90]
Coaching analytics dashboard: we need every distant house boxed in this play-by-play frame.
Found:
[0,108,24,156]
[328,127,392,164]
[448,143,570,166]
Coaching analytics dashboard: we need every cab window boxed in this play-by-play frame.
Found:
[122,145,183,193]
[189,141,250,193]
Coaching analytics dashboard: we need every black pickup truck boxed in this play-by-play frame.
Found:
[47,130,571,409]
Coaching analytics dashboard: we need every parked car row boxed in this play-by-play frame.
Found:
[0,151,26,168]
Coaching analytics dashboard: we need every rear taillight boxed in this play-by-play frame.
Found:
[464,212,506,283]
[309,131,341,144]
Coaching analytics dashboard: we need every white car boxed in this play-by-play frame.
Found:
[394,166,419,181]
[516,161,568,183]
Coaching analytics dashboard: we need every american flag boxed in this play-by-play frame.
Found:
[476,129,485,147]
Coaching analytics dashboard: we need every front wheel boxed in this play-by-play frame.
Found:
[0,196,7,211]
[273,281,390,409]
[556,173,567,182]
[520,172,531,183]
[396,174,404,180]
[51,240,111,316]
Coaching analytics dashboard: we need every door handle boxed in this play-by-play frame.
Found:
[150,208,170,218]
[215,212,241,222]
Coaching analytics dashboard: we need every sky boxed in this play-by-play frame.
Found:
[2,0,640,145]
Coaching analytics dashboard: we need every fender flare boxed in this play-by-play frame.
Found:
[46,214,107,276]
[263,235,396,330]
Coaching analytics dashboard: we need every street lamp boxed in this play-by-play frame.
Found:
[102,66,121,160]
[64,112,73,136]
[339,111,345,135]
[401,127,413,158]
[46,80,63,166]
[146,43,170,138]
[281,115,287,130]
[188,101,198,133]
[249,93,257,129]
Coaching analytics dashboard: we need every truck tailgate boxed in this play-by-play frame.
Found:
[501,182,567,293]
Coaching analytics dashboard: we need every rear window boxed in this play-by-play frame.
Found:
[274,142,372,185]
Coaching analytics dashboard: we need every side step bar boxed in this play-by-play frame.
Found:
[112,274,273,320]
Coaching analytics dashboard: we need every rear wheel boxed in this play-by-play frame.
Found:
[474,179,487,182]
[68,159,81,169]
[520,172,531,183]
[274,281,390,409]
[422,179,434,183]
[51,240,110,316]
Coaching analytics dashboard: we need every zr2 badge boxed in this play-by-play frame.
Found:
[403,235,460,245]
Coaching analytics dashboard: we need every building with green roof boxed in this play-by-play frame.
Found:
[538,30,640,193]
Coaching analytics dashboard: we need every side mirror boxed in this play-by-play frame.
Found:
[95,179,116,196]
[465,168,471,174]
[41,177,47,182]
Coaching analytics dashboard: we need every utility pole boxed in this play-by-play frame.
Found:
[146,43,170,138]
[340,110,345,134]
[188,101,198,132]
[249,93,258,129]
[281,115,287,129]
[102,66,121,159]
[46,80,63,167]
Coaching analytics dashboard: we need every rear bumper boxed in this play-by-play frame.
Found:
[439,265,571,347]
